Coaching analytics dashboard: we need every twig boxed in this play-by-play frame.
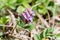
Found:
[47,11,50,26]
[6,9,16,35]
[54,16,60,21]
[6,9,16,28]
[36,13,50,28]
[11,34,30,40]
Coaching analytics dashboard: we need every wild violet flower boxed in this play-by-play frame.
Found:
[27,8,34,16]
[20,8,34,24]
[25,9,31,18]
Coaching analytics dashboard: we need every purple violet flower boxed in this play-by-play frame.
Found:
[28,17,33,22]
[27,8,34,16]
[21,13,28,20]
[20,8,34,24]
[25,9,31,18]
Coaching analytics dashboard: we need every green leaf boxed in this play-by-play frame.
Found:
[10,0,17,4]
[47,6,53,11]
[38,5,47,15]
[40,32,44,40]
[44,0,49,5]
[18,20,25,27]
[24,23,34,30]
[48,27,54,33]
[0,38,1,40]
[8,4,16,9]
[17,0,23,4]
[55,5,60,12]
[6,0,17,4]
[36,0,49,5]
[36,0,42,3]
[43,28,48,38]
[0,0,5,9]
[0,25,3,30]
[38,8,47,15]
[22,2,31,8]
[34,34,40,40]
[0,17,8,24]
[23,0,32,3]
[0,32,3,36]
[55,34,60,37]
[17,0,32,4]
[4,0,17,9]
[17,6,25,13]
[0,5,4,10]
[48,1,54,7]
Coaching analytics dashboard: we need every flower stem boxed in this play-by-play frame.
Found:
[31,3,41,10]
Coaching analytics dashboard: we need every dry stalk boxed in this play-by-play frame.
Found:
[36,13,50,28]
[6,9,16,28]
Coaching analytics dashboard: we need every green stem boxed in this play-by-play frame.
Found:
[53,3,56,16]
[31,3,41,10]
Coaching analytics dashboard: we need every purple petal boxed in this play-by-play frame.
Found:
[30,11,34,16]
[25,9,31,18]
[27,8,34,16]
[28,17,33,22]
[21,13,28,19]
[20,8,34,24]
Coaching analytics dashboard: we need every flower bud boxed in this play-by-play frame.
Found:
[27,8,34,16]
[20,8,34,24]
